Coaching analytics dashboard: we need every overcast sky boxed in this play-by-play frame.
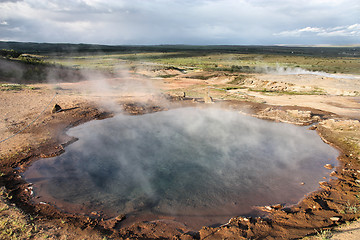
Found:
[0,0,359,45]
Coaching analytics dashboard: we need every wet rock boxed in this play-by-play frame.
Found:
[312,116,321,121]
[324,164,334,170]
[90,211,101,217]
[309,125,317,130]
[330,216,341,221]
[286,110,311,119]
[257,108,314,125]
[51,104,62,113]
[204,95,214,103]
[259,204,283,212]
[101,214,126,229]
[272,204,283,210]
[115,214,126,221]
[319,181,331,190]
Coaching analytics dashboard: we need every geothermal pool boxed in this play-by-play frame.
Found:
[24,107,338,229]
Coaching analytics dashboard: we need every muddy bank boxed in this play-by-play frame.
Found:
[1,97,360,239]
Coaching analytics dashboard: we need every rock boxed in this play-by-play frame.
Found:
[330,217,341,221]
[324,164,334,170]
[309,125,317,130]
[272,204,283,210]
[286,110,311,119]
[51,104,62,113]
[262,204,283,212]
[312,116,321,121]
[101,214,126,229]
[90,211,101,217]
[115,214,126,221]
[265,206,272,211]
[319,181,331,190]
[204,95,214,103]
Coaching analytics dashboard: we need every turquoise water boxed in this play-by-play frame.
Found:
[24,107,338,228]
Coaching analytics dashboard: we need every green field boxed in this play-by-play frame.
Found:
[1,42,360,84]
[44,50,360,76]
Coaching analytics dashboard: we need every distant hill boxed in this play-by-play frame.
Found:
[0,41,359,57]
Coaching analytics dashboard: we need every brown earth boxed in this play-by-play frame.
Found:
[1,71,360,239]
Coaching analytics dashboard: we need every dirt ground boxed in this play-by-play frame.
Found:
[1,70,360,239]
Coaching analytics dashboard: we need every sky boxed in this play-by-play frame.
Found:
[0,0,359,45]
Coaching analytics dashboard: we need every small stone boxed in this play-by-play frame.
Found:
[330,217,341,221]
[272,204,283,210]
[324,164,334,170]
[204,95,214,104]
[115,214,126,221]
[265,206,272,211]
[51,104,62,113]
[309,125,317,130]
[300,182,305,185]
[330,171,337,177]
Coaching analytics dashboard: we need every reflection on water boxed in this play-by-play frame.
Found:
[24,107,338,229]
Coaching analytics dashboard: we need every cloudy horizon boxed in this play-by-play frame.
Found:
[0,0,359,45]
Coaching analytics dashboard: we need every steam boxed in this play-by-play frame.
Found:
[0,58,25,81]
[44,55,164,113]
[266,65,360,79]
[24,107,338,226]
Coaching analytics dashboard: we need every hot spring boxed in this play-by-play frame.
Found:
[24,107,338,229]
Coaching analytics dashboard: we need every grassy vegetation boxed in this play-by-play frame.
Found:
[145,53,360,74]
[315,229,333,240]
[42,50,360,77]
[1,41,359,57]
[222,86,247,90]
[0,187,38,240]
[248,88,326,95]
[156,74,179,78]
[1,42,358,99]
[184,74,219,80]
[0,185,109,239]
[0,83,38,91]
[0,57,83,84]
[0,49,21,58]
[1,42,354,75]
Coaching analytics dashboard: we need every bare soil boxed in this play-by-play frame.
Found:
[1,71,360,239]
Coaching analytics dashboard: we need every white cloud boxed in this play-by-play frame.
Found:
[275,24,360,38]
[0,0,359,45]
[299,27,323,33]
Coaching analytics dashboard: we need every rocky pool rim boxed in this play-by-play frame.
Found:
[1,99,359,239]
